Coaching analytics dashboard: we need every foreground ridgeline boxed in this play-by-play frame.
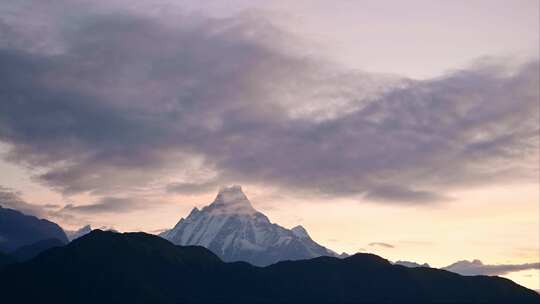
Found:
[160,185,342,266]
[0,230,538,304]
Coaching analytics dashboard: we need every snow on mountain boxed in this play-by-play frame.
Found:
[65,225,118,242]
[66,225,92,242]
[291,225,310,239]
[160,185,339,266]
[394,260,431,268]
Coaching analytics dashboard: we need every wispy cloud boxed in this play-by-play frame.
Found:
[61,197,149,214]
[369,242,395,249]
[166,180,219,195]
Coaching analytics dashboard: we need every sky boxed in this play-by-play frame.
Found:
[0,0,538,290]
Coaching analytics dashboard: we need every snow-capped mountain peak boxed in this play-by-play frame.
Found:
[160,185,339,266]
[208,185,256,215]
[291,225,310,239]
[66,224,92,241]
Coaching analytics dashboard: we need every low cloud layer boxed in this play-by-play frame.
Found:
[0,0,538,212]
[443,259,540,276]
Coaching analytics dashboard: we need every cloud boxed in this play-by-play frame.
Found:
[43,203,61,209]
[442,259,540,276]
[369,242,395,249]
[0,186,48,216]
[0,185,87,226]
[0,183,148,226]
[166,180,219,195]
[0,0,537,209]
[61,197,148,214]
[364,185,452,204]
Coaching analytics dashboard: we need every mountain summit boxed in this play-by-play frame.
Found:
[160,185,338,266]
[207,185,257,215]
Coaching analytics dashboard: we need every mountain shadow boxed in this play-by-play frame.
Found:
[0,230,538,304]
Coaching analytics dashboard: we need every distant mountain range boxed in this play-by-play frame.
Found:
[160,185,344,266]
[0,206,68,253]
[0,230,538,304]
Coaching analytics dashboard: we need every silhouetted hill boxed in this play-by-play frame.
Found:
[0,251,15,269]
[0,206,68,252]
[12,238,65,261]
[0,230,538,304]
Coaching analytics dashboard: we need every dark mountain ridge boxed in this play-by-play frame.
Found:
[0,206,68,252]
[0,230,538,304]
